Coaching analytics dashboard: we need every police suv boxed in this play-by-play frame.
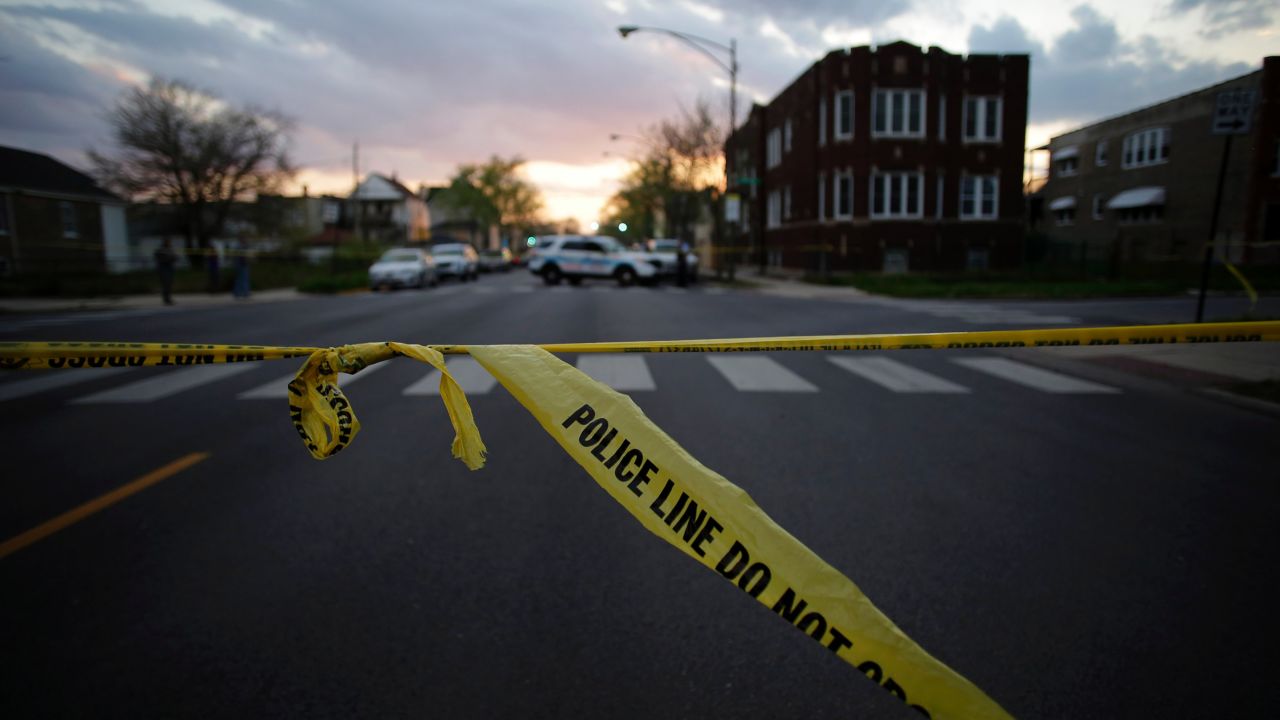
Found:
[525,235,658,287]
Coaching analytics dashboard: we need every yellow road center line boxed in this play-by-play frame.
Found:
[0,451,210,560]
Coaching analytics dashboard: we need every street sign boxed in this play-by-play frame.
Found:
[734,176,761,186]
[724,193,741,222]
[1212,89,1255,135]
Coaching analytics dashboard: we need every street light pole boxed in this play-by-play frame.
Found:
[618,24,738,279]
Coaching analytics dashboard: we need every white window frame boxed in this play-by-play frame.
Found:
[834,90,854,141]
[818,98,827,146]
[833,170,854,220]
[962,96,1002,143]
[1122,128,1169,169]
[766,189,781,228]
[783,119,792,153]
[870,171,924,219]
[1054,208,1076,227]
[872,88,926,138]
[960,175,998,220]
[1092,194,1105,220]
[59,200,78,238]
[766,128,782,169]
[1095,140,1108,167]
[782,185,792,220]
[935,173,944,219]
[1056,157,1079,178]
[817,173,826,219]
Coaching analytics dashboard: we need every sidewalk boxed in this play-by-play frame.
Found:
[0,287,304,314]
[723,270,869,301]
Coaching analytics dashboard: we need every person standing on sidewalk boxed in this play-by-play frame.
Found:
[232,237,252,299]
[154,238,177,305]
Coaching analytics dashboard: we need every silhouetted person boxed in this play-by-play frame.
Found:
[676,240,690,287]
[232,238,251,299]
[154,238,177,305]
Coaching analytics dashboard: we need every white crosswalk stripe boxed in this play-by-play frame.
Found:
[0,367,134,402]
[72,364,257,403]
[829,357,969,393]
[575,356,656,391]
[402,357,497,395]
[237,361,389,399]
[952,357,1119,393]
[706,356,818,392]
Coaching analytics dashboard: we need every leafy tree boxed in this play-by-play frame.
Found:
[603,99,722,243]
[90,78,294,262]
[441,155,544,244]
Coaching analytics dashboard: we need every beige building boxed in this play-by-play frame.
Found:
[1038,56,1280,269]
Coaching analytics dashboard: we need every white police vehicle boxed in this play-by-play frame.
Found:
[526,235,657,287]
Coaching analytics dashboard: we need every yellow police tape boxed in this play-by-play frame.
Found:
[5,319,1280,719]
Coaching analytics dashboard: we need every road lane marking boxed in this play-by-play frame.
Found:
[0,451,210,560]
[0,368,133,402]
[71,364,256,404]
[402,357,497,395]
[237,360,389,399]
[829,357,970,393]
[706,356,818,392]
[575,355,656,391]
[952,357,1120,393]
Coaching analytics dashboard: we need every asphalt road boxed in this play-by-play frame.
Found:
[1,271,1276,718]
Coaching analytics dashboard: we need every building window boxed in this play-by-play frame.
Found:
[834,90,853,140]
[960,176,998,219]
[1095,140,1108,167]
[873,89,925,138]
[1054,208,1076,226]
[935,173,944,218]
[766,128,782,169]
[1122,128,1170,169]
[818,98,827,146]
[1092,195,1106,220]
[782,185,792,220]
[938,93,946,141]
[870,172,923,219]
[783,119,792,153]
[1117,206,1163,224]
[963,96,1001,142]
[967,247,990,271]
[818,173,826,219]
[834,171,853,219]
[766,190,781,228]
[1055,157,1079,177]
[59,201,78,238]
[0,195,9,235]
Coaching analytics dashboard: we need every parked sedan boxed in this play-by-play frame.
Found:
[429,242,480,281]
[368,248,436,290]
[478,248,512,272]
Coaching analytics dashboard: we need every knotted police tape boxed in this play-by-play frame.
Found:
[5,319,1280,720]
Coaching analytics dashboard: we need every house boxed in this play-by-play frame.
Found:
[725,41,1030,275]
[1039,56,1280,268]
[0,145,128,275]
[349,173,430,244]
[421,184,497,248]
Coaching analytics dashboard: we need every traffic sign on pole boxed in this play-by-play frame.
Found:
[1212,89,1255,135]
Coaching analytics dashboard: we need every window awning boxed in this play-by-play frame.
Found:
[1107,186,1166,210]
[1049,196,1077,211]
[1052,145,1079,161]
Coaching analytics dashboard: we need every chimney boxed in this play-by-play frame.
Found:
[302,184,309,197]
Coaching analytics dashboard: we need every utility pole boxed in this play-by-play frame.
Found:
[1196,89,1254,322]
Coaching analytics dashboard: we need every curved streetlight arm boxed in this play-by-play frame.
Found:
[618,25,734,75]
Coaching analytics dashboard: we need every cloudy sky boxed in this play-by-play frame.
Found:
[1,0,1275,227]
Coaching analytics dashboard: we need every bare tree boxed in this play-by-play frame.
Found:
[90,78,294,263]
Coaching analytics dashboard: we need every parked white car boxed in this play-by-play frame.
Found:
[429,242,480,281]
[644,238,699,282]
[368,248,436,290]
[526,235,657,286]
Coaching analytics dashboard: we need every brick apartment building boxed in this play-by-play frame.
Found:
[1039,57,1280,268]
[725,41,1029,274]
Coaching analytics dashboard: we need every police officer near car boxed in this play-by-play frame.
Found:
[154,238,177,305]
[676,240,690,287]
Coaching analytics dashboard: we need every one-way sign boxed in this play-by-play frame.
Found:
[1212,89,1255,134]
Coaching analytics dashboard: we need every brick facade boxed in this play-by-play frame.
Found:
[726,41,1029,274]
